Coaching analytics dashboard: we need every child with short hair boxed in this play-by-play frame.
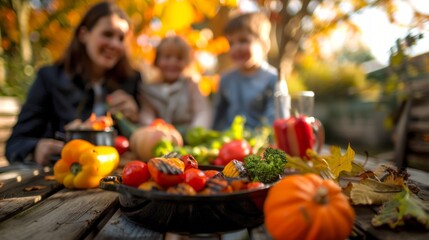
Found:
[212,12,279,131]
[139,35,212,136]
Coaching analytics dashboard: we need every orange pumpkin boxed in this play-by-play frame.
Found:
[264,173,355,240]
[130,119,183,161]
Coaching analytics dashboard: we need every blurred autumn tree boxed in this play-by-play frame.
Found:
[1,0,429,101]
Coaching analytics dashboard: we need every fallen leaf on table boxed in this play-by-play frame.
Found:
[372,186,429,230]
[350,178,402,205]
[378,165,410,186]
[44,175,56,181]
[24,185,46,191]
[323,144,354,178]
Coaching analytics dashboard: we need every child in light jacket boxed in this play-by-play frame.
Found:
[139,35,212,136]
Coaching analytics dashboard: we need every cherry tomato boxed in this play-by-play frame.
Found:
[247,182,265,190]
[114,135,129,155]
[217,140,252,165]
[184,168,207,192]
[122,161,150,187]
[180,154,198,170]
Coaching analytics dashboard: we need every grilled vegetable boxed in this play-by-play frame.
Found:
[147,157,185,188]
[167,183,197,195]
[222,160,249,179]
[200,178,233,194]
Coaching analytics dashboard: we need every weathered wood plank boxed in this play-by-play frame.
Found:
[354,205,429,240]
[249,225,272,240]
[0,189,119,240]
[94,209,163,240]
[0,174,62,221]
[0,165,57,195]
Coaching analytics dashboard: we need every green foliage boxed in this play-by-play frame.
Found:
[0,55,34,101]
[295,55,369,101]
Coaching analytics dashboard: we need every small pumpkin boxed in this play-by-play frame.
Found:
[264,173,355,240]
[130,119,183,161]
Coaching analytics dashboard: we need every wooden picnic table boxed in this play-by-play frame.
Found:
[0,151,428,240]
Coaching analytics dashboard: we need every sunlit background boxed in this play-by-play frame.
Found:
[1,0,429,154]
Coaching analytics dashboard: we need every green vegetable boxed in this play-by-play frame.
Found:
[186,127,221,146]
[152,140,174,157]
[244,147,288,183]
[223,115,246,140]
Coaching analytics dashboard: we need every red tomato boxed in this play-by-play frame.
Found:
[217,140,252,165]
[122,161,150,187]
[184,168,207,192]
[247,182,265,190]
[114,135,129,155]
[180,154,198,170]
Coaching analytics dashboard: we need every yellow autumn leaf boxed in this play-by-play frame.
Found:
[157,0,196,31]
[220,0,238,7]
[324,144,355,178]
[191,0,220,18]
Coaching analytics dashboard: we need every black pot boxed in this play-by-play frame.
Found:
[64,128,115,146]
[100,166,272,234]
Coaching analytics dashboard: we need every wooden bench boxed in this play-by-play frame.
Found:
[0,97,20,167]
[394,79,429,172]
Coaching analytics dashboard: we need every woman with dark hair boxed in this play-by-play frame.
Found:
[6,1,142,165]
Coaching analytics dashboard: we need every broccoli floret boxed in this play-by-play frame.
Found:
[244,147,288,183]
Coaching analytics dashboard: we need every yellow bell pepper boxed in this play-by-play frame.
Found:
[54,139,119,189]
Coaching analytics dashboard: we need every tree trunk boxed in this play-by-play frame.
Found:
[274,0,316,82]
[12,0,32,64]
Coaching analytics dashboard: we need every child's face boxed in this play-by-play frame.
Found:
[156,44,189,83]
[226,30,265,73]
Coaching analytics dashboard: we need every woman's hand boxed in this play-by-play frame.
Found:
[34,139,64,165]
[107,90,139,122]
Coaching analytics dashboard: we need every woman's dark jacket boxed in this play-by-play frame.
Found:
[5,65,141,163]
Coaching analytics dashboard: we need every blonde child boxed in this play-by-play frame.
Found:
[212,12,279,131]
[139,35,212,135]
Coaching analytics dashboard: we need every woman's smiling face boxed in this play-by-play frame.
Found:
[79,14,130,77]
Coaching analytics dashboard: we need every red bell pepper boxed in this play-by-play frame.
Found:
[273,115,316,159]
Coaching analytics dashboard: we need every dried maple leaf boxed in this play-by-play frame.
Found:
[44,175,56,181]
[323,144,354,178]
[350,178,402,205]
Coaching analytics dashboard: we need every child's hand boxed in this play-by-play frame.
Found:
[107,90,139,122]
